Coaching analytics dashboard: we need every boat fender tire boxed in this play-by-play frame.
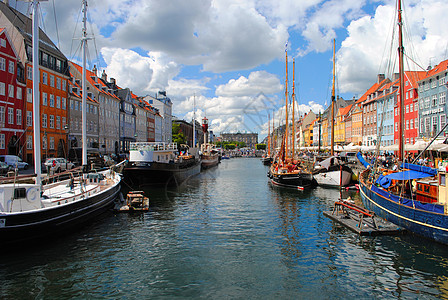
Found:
[27,187,39,203]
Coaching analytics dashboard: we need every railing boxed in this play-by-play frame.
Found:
[130,142,177,152]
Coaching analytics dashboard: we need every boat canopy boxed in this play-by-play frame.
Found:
[356,152,370,168]
[376,167,436,189]
[401,163,438,176]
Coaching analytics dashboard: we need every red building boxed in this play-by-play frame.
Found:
[394,71,426,146]
[0,28,26,156]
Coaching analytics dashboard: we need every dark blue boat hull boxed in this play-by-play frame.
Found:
[359,179,448,245]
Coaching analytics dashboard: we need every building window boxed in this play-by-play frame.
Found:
[42,136,47,150]
[440,92,446,105]
[0,38,5,47]
[62,117,66,128]
[56,116,60,129]
[27,66,32,80]
[410,119,413,129]
[49,137,54,150]
[431,79,437,89]
[27,88,32,103]
[62,79,66,91]
[425,97,430,108]
[16,109,21,125]
[8,61,14,74]
[49,115,54,128]
[414,103,418,112]
[410,103,413,112]
[395,122,398,132]
[42,114,47,128]
[0,57,5,71]
[49,94,54,107]
[441,114,446,130]
[0,82,5,95]
[42,92,47,106]
[406,105,409,113]
[26,135,32,149]
[16,87,22,100]
[56,77,61,90]
[62,97,66,110]
[406,119,409,130]
[50,75,54,87]
[432,95,438,107]
[8,84,14,98]
[0,134,4,149]
[433,116,438,133]
[56,96,60,108]
[42,72,47,85]
[27,111,32,126]
[8,107,13,124]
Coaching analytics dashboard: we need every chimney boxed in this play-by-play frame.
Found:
[377,74,385,83]
[110,78,116,86]
[92,64,97,76]
[393,73,399,81]
[101,70,107,82]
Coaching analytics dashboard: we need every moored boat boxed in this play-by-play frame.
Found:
[358,0,448,245]
[313,156,352,187]
[0,0,121,246]
[123,142,201,187]
[201,143,219,169]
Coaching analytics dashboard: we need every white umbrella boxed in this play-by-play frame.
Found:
[384,144,399,151]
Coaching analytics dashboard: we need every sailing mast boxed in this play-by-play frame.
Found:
[330,39,336,156]
[81,0,89,167]
[284,49,289,162]
[268,113,271,157]
[292,59,296,160]
[397,0,405,162]
[31,0,45,186]
[193,94,196,147]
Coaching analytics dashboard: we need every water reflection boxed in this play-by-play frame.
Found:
[1,158,448,299]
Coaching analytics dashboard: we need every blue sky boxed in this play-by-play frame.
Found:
[11,0,448,139]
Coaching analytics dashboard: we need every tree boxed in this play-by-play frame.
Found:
[172,123,186,147]
[256,144,266,150]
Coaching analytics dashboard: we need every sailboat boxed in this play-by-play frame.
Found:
[261,113,272,165]
[358,0,448,245]
[313,39,352,187]
[0,0,121,245]
[268,49,314,190]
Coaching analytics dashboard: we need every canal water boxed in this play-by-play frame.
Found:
[1,158,448,299]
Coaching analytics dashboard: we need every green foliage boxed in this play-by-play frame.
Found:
[256,144,266,150]
[224,144,236,150]
[172,123,186,147]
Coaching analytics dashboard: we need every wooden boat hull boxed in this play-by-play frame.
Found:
[359,172,448,245]
[201,154,219,169]
[0,174,121,245]
[269,171,315,190]
[261,157,272,166]
[123,160,201,187]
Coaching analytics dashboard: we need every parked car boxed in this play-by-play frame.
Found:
[0,161,12,175]
[0,155,29,170]
[43,158,75,173]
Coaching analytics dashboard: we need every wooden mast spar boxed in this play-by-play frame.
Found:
[330,39,335,156]
[292,59,296,160]
[397,0,405,163]
[284,49,289,163]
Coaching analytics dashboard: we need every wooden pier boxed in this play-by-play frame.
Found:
[323,200,405,236]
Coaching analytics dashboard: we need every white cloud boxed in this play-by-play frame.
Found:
[100,48,179,95]
[337,0,448,94]
[215,71,283,97]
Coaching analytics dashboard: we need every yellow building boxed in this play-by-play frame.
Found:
[321,117,329,147]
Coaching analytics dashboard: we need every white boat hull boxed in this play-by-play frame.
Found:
[314,169,352,187]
